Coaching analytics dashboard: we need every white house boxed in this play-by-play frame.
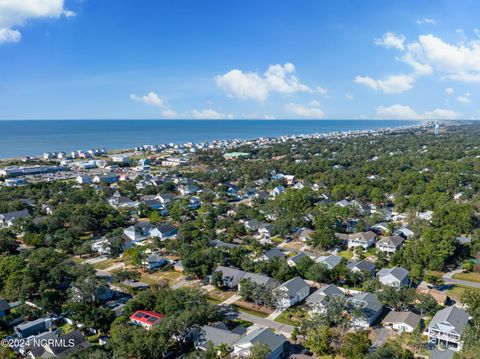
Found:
[383,311,421,333]
[275,277,310,309]
[425,306,469,351]
[376,266,409,287]
[376,235,404,254]
[347,231,376,249]
[233,327,287,359]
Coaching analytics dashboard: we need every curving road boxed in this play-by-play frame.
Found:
[442,269,480,289]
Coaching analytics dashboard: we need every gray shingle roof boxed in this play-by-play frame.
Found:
[235,327,287,352]
[377,266,409,281]
[278,277,309,297]
[428,306,469,335]
[383,311,421,328]
[306,284,344,306]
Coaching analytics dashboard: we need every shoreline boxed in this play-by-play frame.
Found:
[0,120,426,163]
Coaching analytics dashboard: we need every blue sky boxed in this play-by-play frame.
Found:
[0,0,479,120]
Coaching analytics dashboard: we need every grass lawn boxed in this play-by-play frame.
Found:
[275,307,308,326]
[207,297,223,304]
[57,322,74,334]
[338,250,354,260]
[232,304,270,318]
[452,272,480,283]
[94,258,122,270]
[447,284,480,301]
[141,270,184,285]
[270,236,284,244]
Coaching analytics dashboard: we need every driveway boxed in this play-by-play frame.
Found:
[442,270,480,289]
[371,327,391,348]
[238,311,294,337]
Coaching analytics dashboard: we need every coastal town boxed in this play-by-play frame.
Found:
[0,122,478,359]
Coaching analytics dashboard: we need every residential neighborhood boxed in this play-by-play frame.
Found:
[0,123,479,359]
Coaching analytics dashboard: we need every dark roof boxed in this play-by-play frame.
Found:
[0,299,10,311]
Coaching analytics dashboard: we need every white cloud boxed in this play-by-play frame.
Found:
[376,104,459,119]
[445,87,454,95]
[354,74,415,94]
[191,109,234,119]
[284,102,325,118]
[407,34,480,82]
[424,108,459,119]
[376,104,422,119]
[215,63,314,101]
[0,27,20,43]
[416,18,436,25]
[130,92,166,107]
[345,93,354,100]
[162,109,178,119]
[456,93,471,103]
[0,0,74,44]
[374,32,405,50]
[316,86,329,98]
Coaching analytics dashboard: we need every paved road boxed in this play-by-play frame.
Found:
[442,270,480,289]
[238,311,294,337]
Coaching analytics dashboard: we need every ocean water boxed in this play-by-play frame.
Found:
[0,120,418,159]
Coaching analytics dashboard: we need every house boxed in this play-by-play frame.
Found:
[194,323,243,351]
[142,199,165,211]
[123,222,155,242]
[130,310,165,330]
[233,327,287,359]
[347,231,376,249]
[258,248,285,261]
[370,222,390,234]
[4,177,27,186]
[270,185,285,197]
[298,228,314,242]
[178,184,199,195]
[213,266,246,288]
[143,253,170,271]
[417,210,434,221]
[14,318,53,338]
[383,311,421,333]
[377,266,409,287]
[276,277,310,309]
[395,226,415,238]
[346,260,376,276]
[258,223,273,238]
[0,299,11,318]
[0,209,31,228]
[244,219,260,232]
[288,252,309,267]
[91,235,132,255]
[108,195,138,208]
[240,273,279,290]
[350,292,384,328]
[93,173,119,184]
[76,175,92,184]
[416,281,448,305]
[376,236,404,254]
[150,223,178,240]
[306,284,345,314]
[188,197,201,210]
[425,306,469,351]
[157,193,174,204]
[285,175,296,185]
[315,255,342,270]
[25,330,90,358]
